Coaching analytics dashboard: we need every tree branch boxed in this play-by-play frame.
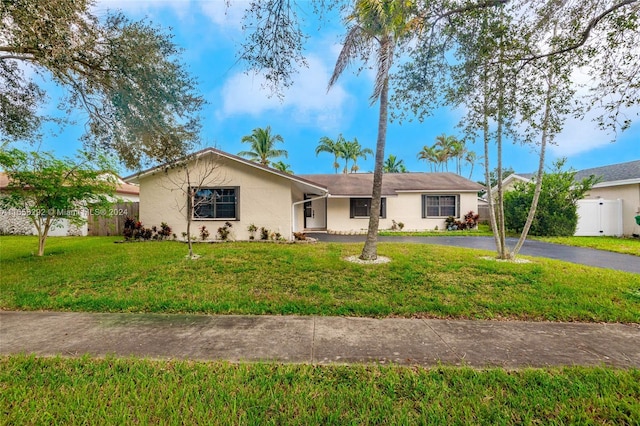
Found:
[432,0,510,22]
[523,0,639,62]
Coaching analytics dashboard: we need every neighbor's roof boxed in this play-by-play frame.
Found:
[123,147,328,193]
[0,172,139,195]
[299,173,484,197]
[511,159,640,187]
[573,159,640,184]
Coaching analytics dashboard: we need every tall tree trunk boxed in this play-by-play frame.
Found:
[494,31,509,260]
[495,107,509,259]
[360,77,388,260]
[37,216,52,256]
[482,73,503,258]
[186,172,195,258]
[510,57,555,258]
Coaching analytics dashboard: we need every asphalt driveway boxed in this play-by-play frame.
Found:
[310,234,640,274]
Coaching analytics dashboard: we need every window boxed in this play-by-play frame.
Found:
[304,196,313,218]
[193,187,239,220]
[350,198,386,218]
[422,195,459,218]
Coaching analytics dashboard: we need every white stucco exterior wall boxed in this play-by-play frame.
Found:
[138,157,298,241]
[324,192,479,233]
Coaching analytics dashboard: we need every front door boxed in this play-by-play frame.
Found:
[304,195,326,229]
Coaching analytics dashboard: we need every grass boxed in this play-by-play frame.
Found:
[379,223,494,237]
[533,235,640,256]
[1,236,639,322]
[1,355,638,425]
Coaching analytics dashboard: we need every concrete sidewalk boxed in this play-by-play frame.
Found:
[1,311,638,368]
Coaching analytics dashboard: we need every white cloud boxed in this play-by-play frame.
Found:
[93,0,190,19]
[199,1,245,30]
[550,110,639,157]
[218,55,350,131]
[549,67,640,156]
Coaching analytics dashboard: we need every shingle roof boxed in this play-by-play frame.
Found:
[124,148,328,193]
[515,160,640,185]
[299,173,484,196]
[573,160,640,183]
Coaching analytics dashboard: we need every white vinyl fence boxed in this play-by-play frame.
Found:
[575,199,623,237]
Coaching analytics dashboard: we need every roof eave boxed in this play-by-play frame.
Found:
[123,148,328,193]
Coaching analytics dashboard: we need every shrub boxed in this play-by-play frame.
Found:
[158,222,172,239]
[247,224,258,240]
[200,225,210,241]
[445,212,479,231]
[123,217,154,241]
[460,211,480,230]
[293,232,306,241]
[217,222,232,241]
[504,159,598,236]
[260,227,270,240]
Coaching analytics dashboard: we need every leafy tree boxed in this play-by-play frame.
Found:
[383,154,407,173]
[0,148,116,256]
[0,0,204,168]
[315,134,346,174]
[396,1,592,259]
[341,138,373,173]
[238,126,287,167]
[272,160,293,174]
[504,159,599,236]
[240,0,633,260]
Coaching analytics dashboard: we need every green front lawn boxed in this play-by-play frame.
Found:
[534,236,640,256]
[379,223,494,236]
[2,355,638,425]
[1,236,638,322]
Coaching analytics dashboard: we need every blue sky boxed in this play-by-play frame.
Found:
[24,0,640,180]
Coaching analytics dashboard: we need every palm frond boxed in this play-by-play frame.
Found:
[329,26,367,89]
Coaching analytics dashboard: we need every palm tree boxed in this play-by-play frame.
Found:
[341,138,373,173]
[417,145,438,172]
[316,134,346,173]
[238,126,287,167]
[329,0,421,260]
[383,154,406,173]
[434,133,459,172]
[272,161,293,174]
[450,139,466,175]
[464,151,481,180]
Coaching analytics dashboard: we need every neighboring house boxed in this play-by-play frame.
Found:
[573,160,640,236]
[497,160,640,236]
[0,173,140,236]
[124,148,483,240]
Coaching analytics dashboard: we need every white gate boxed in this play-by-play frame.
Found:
[575,199,623,236]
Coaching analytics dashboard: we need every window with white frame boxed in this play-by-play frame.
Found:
[350,198,386,218]
[422,195,459,218]
[193,187,239,220]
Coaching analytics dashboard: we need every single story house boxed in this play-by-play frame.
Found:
[497,160,640,236]
[124,148,483,240]
[0,173,139,236]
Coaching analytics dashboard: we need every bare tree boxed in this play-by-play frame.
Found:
[160,148,226,259]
